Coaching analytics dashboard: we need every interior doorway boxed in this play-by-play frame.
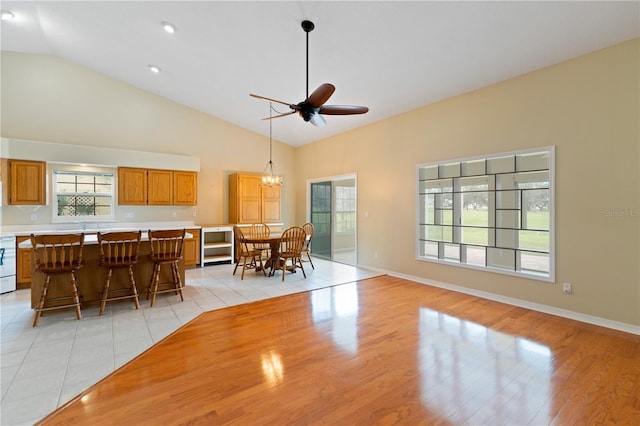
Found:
[308,175,357,265]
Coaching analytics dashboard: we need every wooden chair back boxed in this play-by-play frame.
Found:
[280,226,306,257]
[98,231,142,267]
[31,233,85,273]
[302,222,314,250]
[148,229,185,262]
[233,226,251,256]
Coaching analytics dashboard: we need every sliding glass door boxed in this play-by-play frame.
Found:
[309,175,357,265]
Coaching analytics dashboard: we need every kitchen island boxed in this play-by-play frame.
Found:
[19,230,194,309]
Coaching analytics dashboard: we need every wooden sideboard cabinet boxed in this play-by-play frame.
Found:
[118,168,197,206]
[228,172,281,224]
[9,159,46,205]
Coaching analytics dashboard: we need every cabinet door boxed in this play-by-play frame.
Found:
[148,169,173,205]
[9,160,46,205]
[17,237,32,284]
[183,228,200,266]
[118,167,147,205]
[173,171,197,206]
[262,185,281,223]
[238,174,261,224]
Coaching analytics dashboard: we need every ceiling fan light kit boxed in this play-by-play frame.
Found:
[250,20,369,128]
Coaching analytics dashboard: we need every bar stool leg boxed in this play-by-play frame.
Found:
[33,275,51,327]
[149,264,160,307]
[70,271,82,321]
[99,267,113,315]
[172,262,184,302]
[128,265,140,310]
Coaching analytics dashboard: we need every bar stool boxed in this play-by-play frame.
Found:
[31,233,85,327]
[147,229,185,307]
[97,231,142,315]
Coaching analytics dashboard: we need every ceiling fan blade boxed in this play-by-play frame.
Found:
[319,105,369,115]
[262,111,296,120]
[306,83,335,107]
[249,93,296,109]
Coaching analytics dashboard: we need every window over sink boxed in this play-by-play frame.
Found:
[52,166,115,222]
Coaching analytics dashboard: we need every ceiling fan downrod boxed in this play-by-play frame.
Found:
[302,20,314,100]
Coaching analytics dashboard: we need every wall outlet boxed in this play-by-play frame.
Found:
[124,212,134,219]
[563,283,572,295]
[30,213,37,221]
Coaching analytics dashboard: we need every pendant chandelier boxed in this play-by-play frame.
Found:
[261,103,283,187]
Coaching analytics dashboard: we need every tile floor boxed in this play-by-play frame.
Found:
[1,258,380,426]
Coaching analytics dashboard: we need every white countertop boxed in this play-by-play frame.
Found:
[2,221,200,238]
[18,230,195,248]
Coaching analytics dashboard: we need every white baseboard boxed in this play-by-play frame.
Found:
[357,265,640,336]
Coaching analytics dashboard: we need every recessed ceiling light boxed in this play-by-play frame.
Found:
[1,10,15,20]
[148,65,161,73]
[162,21,176,34]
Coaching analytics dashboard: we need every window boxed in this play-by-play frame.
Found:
[417,147,554,281]
[52,168,115,222]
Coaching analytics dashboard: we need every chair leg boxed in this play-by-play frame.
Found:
[70,271,82,321]
[297,257,307,278]
[306,253,315,269]
[172,262,184,302]
[281,258,287,282]
[257,255,266,276]
[128,265,140,310]
[150,264,160,307]
[233,257,241,275]
[33,275,51,327]
[241,256,248,280]
[99,267,113,315]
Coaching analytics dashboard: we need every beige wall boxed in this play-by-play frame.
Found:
[0,52,296,226]
[2,39,638,327]
[294,39,640,327]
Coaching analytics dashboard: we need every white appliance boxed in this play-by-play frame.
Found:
[0,235,17,294]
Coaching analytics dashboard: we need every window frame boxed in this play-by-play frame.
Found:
[416,147,555,282]
[51,165,116,223]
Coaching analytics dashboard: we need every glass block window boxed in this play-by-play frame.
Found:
[417,147,554,281]
[53,169,115,221]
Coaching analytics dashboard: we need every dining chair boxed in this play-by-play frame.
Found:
[30,233,85,327]
[147,229,185,307]
[248,223,271,259]
[233,226,266,280]
[277,226,307,282]
[97,231,142,315]
[301,222,315,269]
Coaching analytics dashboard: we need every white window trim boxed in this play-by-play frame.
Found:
[416,146,555,283]
[51,164,116,224]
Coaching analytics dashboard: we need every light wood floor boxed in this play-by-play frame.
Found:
[38,275,639,425]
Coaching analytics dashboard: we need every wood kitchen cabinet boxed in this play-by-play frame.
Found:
[173,171,198,206]
[148,169,173,205]
[228,172,281,224]
[118,167,197,206]
[9,160,46,205]
[183,228,200,267]
[16,236,32,286]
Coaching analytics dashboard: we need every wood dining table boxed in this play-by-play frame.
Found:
[242,233,283,275]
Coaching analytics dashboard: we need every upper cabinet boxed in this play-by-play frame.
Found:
[118,167,147,205]
[118,167,197,206]
[173,171,198,206]
[228,172,281,224]
[9,160,46,205]
[148,169,173,205]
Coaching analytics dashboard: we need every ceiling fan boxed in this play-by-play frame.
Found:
[250,20,369,127]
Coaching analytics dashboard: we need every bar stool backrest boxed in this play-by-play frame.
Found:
[31,233,85,273]
[148,229,185,262]
[98,231,142,267]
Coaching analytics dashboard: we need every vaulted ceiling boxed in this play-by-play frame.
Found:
[1,1,638,146]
